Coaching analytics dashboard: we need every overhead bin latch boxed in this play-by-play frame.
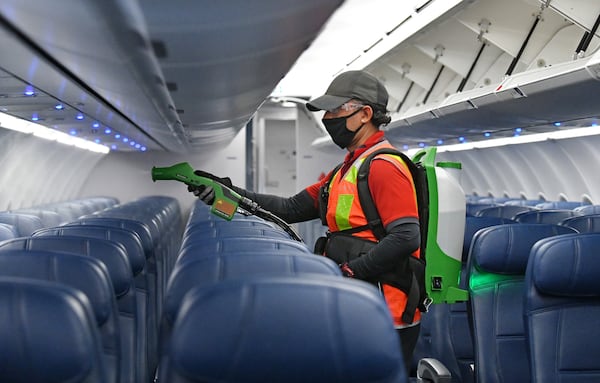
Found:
[477,19,491,43]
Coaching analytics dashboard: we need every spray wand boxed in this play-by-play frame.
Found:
[151,162,303,242]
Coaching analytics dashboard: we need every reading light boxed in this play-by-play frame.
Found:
[432,125,600,154]
[0,111,108,154]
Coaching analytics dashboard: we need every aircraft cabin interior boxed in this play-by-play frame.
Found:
[0,0,600,382]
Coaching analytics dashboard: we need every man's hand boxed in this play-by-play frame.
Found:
[188,184,215,205]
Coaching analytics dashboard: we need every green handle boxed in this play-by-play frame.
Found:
[151,162,241,220]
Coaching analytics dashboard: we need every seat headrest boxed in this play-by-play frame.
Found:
[0,236,133,298]
[33,226,145,276]
[0,277,105,383]
[531,233,600,297]
[472,224,576,274]
[0,249,115,326]
[169,276,405,383]
[164,252,341,324]
[463,217,515,261]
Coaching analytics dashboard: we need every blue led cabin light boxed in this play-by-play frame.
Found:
[104,128,112,134]
[484,132,491,137]
[115,134,121,139]
[437,139,444,145]
[55,104,64,110]
[554,122,562,127]
[24,86,35,96]
[141,146,147,151]
[31,114,39,121]
[76,114,84,120]
[458,136,466,142]
[111,144,117,150]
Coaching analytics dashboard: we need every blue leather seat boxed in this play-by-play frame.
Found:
[0,277,108,383]
[573,204,600,216]
[413,216,515,382]
[0,213,44,236]
[560,215,600,233]
[32,225,155,383]
[182,219,277,239]
[465,203,497,217]
[65,218,163,325]
[535,201,583,210]
[158,251,342,381]
[181,226,292,248]
[474,205,537,220]
[525,233,600,383]
[0,236,141,383]
[164,276,407,383]
[513,209,581,224]
[0,250,120,383]
[9,209,64,227]
[0,223,17,242]
[503,199,545,206]
[467,224,576,382]
[176,237,312,266]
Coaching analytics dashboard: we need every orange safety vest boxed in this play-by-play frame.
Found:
[325,140,421,326]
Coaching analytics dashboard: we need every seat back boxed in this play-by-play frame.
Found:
[159,251,341,381]
[0,236,139,383]
[0,250,119,383]
[0,223,17,241]
[513,209,581,224]
[176,237,311,266]
[413,216,515,382]
[474,205,537,220]
[465,203,497,217]
[0,277,108,383]
[165,276,407,383]
[573,204,600,216]
[559,215,600,233]
[535,201,583,210]
[467,224,576,382]
[525,233,600,383]
[0,213,44,236]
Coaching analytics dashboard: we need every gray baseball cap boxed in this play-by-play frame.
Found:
[306,70,388,112]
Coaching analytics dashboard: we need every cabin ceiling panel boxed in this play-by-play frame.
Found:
[456,0,546,58]
[548,0,600,34]
[412,18,483,78]
[0,0,342,153]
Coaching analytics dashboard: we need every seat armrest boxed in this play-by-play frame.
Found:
[417,358,452,383]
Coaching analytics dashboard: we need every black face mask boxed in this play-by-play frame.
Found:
[322,108,365,149]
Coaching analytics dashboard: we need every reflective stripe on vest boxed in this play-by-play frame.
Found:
[326,141,416,241]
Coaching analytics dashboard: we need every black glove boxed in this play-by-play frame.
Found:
[188,184,216,205]
[187,170,232,206]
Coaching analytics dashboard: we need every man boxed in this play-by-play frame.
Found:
[191,70,422,371]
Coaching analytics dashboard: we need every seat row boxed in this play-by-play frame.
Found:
[0,195,184,383]
[155,201,409,383]
[413,212,600,382]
